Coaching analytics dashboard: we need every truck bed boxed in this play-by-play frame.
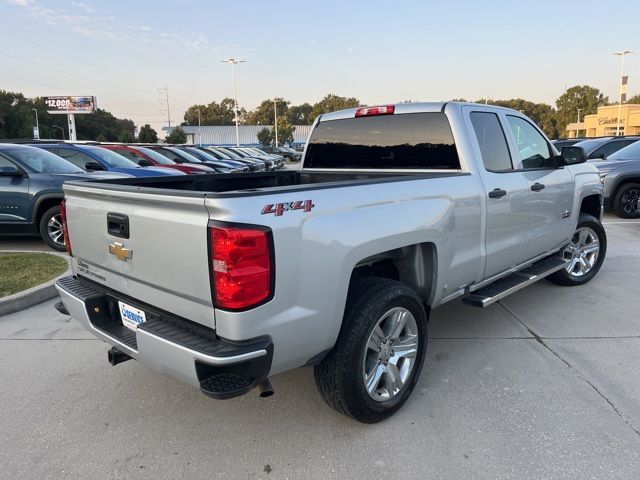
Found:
[76,170,467,198]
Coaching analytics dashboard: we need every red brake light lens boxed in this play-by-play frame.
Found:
[60,199,72,257]
[355,105,395,117]
[209,224,272,310]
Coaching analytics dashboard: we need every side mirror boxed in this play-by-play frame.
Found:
[138,159,152,167]
[85,161,105,171]
[561,146,587,165]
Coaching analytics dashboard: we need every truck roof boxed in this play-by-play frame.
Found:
[317,101,519,123]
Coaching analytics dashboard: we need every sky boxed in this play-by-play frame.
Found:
[1,0,639,134]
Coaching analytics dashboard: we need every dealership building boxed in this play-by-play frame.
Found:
[566,104,640,138]
[162,125,313,147]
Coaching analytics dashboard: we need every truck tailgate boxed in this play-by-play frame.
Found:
[63,183,215,328]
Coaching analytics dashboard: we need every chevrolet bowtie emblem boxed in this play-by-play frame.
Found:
[109,242,133,262]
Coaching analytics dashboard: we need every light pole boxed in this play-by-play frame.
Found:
[31,108,39,139]
[197,108,201,146]
[273,98,278,147]
[613,50,634,136]
[52,125,65,140]
[576,108,582,138]
[221,58,246,146]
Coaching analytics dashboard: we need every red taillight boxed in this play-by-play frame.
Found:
[355,104,395,117]
[209,224,272,310]
[60,199,72,257]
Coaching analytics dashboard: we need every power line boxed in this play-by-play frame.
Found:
[0,50,156,95]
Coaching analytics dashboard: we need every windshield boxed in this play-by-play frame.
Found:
[5,146,84,174]
[216,147,243,160]
[131,146,175,165]
[166,147,202,163]
[574,138,611,154]
[609,140,640,161]
[82,145,139,168]
[185,148,219,162]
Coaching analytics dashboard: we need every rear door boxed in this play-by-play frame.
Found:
[465,109,531,278]
[504,115,575,259]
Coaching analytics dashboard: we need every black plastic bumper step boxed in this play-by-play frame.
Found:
[463,256,568,308]
[200,373,253,397]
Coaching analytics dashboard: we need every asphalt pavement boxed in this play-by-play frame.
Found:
[0,215,639,479]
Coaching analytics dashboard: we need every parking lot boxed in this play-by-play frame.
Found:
[1,214,639,479]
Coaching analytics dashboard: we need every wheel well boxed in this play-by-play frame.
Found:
[580,194,602,219]
[34,197,63,231]
[350,242,437,306]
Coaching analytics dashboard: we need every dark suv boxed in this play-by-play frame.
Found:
[0,144,123,250]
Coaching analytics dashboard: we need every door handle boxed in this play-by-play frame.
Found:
[531,183,545,192]
[488,188,507,199]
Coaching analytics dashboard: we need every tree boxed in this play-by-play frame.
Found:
[288,103,313,125]
[182,98,244,126]
[478,98,559,139]
[275,116,295,145]
[138,124,158,143]
[555,85,608,138]
[244,98,289,125]
[309,94,360,123]
[257,127,273,147]
[165,126,187,144]
[626,94,640,104]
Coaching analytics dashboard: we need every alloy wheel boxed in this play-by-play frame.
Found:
[362,307,419,402]
[562,227,600,277]
[621,187,640,216]
[47,214,65,247]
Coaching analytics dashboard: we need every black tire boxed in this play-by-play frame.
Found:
[548,213,606,286]
[612,183,640,218]
[38,205,66,252]
[314,277,428,423]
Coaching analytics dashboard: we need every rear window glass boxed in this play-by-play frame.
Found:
[305,112,460,170]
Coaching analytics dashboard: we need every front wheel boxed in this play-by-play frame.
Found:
[613,183,640,218]
[314,277,428,423]
[38,205,66,252]
[548,213,606,286]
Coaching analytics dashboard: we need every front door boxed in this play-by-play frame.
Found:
[0,156,29,223]
[504,115,575,259]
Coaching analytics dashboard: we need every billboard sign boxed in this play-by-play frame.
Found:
[44,96,96,114]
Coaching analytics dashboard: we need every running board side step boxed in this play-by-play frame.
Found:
[463,256,568,308]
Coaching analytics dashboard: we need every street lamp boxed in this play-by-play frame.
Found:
[221,58,246,146]
[273,99,278,147]
[31,108,39,139]
[576,108,582,138]
[613,50,634,136]
[52,125,65,140]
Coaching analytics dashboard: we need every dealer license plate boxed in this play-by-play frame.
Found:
[118,301,147,330]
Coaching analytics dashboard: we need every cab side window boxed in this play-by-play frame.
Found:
[506,116,553,169]
[57,149,95,170]
[0,156,20,174]
[470,112,513,172]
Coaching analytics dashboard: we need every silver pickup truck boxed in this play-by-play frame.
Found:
[55,102,606,423]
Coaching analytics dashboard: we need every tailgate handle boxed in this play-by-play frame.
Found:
[107,213,130,239]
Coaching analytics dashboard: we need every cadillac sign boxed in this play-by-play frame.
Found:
[44,96,97,114]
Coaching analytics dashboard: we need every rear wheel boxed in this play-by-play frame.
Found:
[38,205,66,252]
[314,277,428,423]
[548,214,606,286]
[613,183,640,218]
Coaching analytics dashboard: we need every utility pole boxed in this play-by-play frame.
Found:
[613,50,634,136]
[31,108,39,139]
[273,98,279,147]
[577,108,582,138]
[197,108,201,146]
[221,58,246,146]
[159,85,171,129]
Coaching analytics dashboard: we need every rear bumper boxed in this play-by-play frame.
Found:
[55,276,273,399]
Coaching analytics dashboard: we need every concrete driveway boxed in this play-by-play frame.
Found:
[0,217,638,479]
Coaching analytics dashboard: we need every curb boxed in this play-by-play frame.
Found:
[0,251,71,317]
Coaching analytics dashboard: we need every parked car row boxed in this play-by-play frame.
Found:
[552,136,640,218]
[0,141,288,251]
